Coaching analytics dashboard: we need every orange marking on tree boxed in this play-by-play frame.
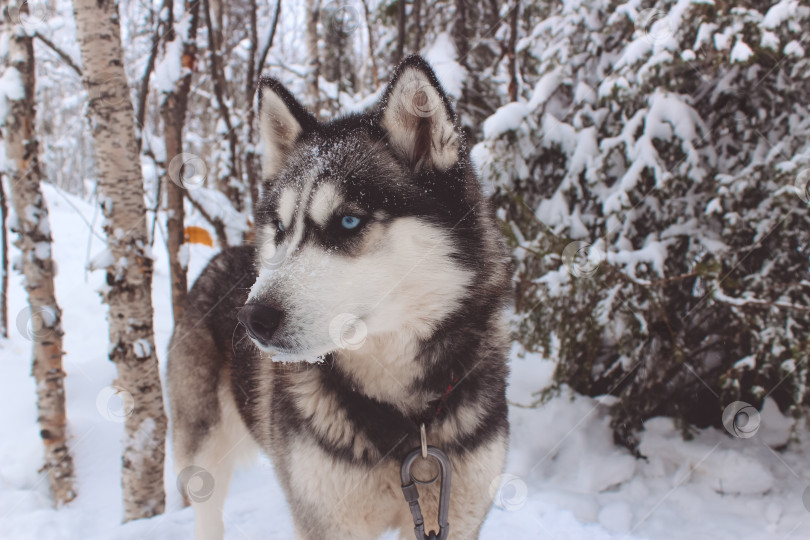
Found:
[184,226,214,247]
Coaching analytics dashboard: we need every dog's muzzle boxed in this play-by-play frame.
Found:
[238,303,283,345]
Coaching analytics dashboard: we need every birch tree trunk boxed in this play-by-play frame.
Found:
[0,0,76,506]
[160,0,199,324]
[71,0,167,521]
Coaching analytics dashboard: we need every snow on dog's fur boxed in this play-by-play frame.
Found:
[168,55,511,540]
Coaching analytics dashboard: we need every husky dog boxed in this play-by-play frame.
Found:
[168,56,511,540]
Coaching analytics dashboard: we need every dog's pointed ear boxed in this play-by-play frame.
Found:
[257,77,317,178]
[377,56,461,171]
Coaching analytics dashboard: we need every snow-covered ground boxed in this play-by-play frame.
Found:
[1,185,808,539]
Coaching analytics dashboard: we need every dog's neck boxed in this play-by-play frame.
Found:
[332,331,439,415]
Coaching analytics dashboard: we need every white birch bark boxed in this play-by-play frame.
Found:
[71,0,167,521]
[0,0,76,506]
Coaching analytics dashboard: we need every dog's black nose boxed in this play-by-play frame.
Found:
[238,304,282,345]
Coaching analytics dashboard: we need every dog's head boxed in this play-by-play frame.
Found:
[239,56,489,362]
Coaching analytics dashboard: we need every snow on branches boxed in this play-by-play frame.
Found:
[474,0,810,447]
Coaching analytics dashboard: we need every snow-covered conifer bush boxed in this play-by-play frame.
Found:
[474,0,810,448]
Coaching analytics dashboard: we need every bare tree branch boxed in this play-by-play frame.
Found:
[136,0,170,148]
[246,0,258,106]
[361,0,379,89]
[396,0,406,63]
[203,0,242,211]
[246,0,282,217]
[507,0,519,102]
[305,0,321,113]
[412,0,422,51]
[33,32,82,77]
[257,0,282,78]
[249,0,281,101]
[186,191,229,248]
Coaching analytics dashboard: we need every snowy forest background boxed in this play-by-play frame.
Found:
[1,0,810,538]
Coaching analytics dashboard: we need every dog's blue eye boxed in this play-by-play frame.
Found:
[276,220,285,232]
[341,216,362,230]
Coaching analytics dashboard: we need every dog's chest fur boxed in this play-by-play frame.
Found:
[224,274,509,467]
[192,245,507,469]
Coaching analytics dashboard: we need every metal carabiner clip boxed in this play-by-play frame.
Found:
[400,445,452,540]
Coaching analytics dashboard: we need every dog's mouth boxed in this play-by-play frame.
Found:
[247,336,335,364]
[260,347,333,365]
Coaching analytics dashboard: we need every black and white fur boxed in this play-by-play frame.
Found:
[168,56,512,540]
